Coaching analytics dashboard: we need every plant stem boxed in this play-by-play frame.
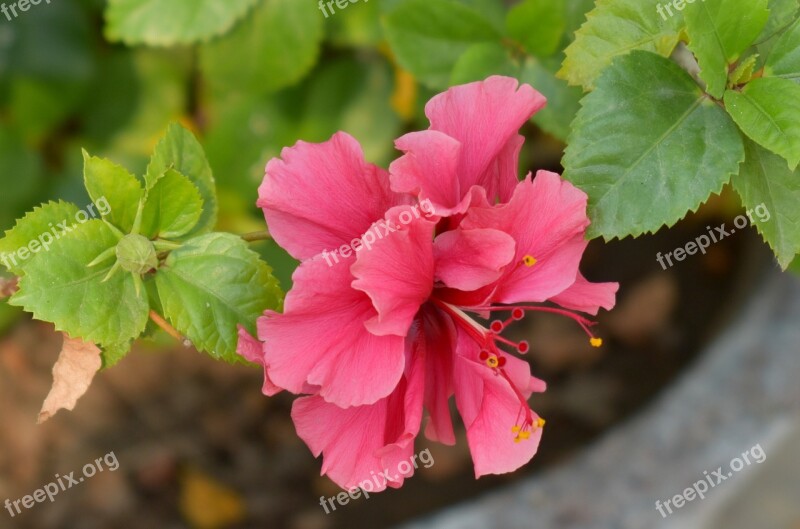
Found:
[240,230,272,243]
[149,310,184,342]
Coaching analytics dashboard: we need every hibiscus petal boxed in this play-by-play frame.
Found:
[434,228,516,292]
[453,330,545,477]
[462,171,590,305]
[454,355,543,478]
[415,305,457,446]
[425,76,545,202]
[236,325,282,396]
[259,256,405,407]
[351,207,436,337]
[550,273,619,315]
[258,132,401,260]
[501,352,547,398]
[292,345,425,491]
[376,342,427,477]
[390,77,544,215]
[390,130,464,216]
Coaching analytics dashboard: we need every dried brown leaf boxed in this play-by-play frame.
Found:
[38,334,102,424]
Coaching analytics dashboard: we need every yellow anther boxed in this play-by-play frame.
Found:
[536,418,546,428]
[519,431,531,440]
[485,355,499,368]
[513,436,521,443]
[590,337,603,348]
[523,255,537,267]
[511,425,521,433]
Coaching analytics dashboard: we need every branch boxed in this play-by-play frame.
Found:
[240,230,272,243]
[148,310,185,343]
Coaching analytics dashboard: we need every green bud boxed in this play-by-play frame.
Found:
[116,234,158,275]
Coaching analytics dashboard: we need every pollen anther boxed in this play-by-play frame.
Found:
[523,255,537,267]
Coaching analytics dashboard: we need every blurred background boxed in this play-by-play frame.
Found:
[1,1,798,528]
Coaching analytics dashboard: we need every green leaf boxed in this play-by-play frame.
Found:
[146,124,218,235]
[200,0,323,97]
[82,49,193,162]
[684,0,770,98]
[105,0,259,46]
[204,93,301,196]
[0,201,81,276]
[765,18,800,82]
[10,220,149,347]
[101,341,133,368]
[558,0,681,90]
[732,140,800,268]
[142,169,204,240]
[506,0,566,57]
[563,51,744,239]
[519,57,583,141]
[1,1,95,141]
[0,125,44,231]
[724,77,800,169]
[790,255,800,274]
[383,0,502,89]
[758,0,799,43]
[455,0,507,31]
[207,56,404,196]
[563,0,597,38]
[83,151,144,233]
[155,233,283,363]
[326,0,383,47]
[450,43,516,85]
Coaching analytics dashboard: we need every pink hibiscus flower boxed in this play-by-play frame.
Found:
[240,76,618,492]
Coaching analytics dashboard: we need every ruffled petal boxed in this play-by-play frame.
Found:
[259,256,405,407]
[375,342,426,477]
[236,325,282,396]
[453,330,545,478]
[416,305,458,446]
[427,77,544,201]
[434,228,516,292]
[351,206,436,337]
[390,77,545,215]
[454,358,543,478]
[292,342,425,491]
[462,171,590,305]
[550,273,619,315]
[258,132,401,260]
[389,130,464,216]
